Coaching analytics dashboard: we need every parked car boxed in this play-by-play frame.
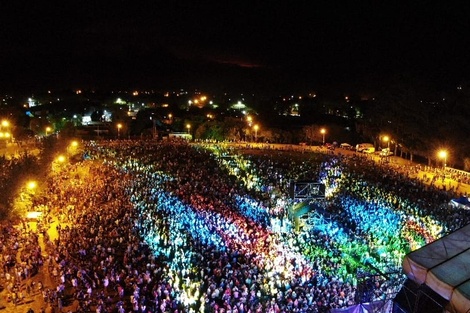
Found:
[362,146,376,154]
[356,143,374,152]
[340,143,354,150]
[325,143,335,150]
[380,148,393,156]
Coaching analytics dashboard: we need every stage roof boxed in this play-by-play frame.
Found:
[402,223,470,313]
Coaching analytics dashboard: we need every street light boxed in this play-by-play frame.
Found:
[247,115,253,127]
[16,180,38,213]
[45,126,52,136]
[1,120,9,128]
[117,123,122,138]
[438,150,448,169]
[254,124,259,142]
[382,135,390,149]
[68,140,79,154]
[320,128,326,145]
[186,124,191,134]
[51,155,67,173]
[27,180,37,191]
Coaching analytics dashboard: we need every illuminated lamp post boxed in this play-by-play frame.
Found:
[45,126,52,136]
[320,128,326,145]
[0,132,11,140]
[247,115,253,127]
[68,140,79,154]
[382,135,390,149]
[254,124,259,142]
[438,150,447,169]
[16,180,38,214]
[23,180,38,202]
[186,124,191,134]
[27,180,37,191]
[117,123,122,139]
[51,155,67,173]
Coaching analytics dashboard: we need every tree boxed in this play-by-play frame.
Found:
[302,125,325,145]
[369,74,438,162]
[90,110,103,122]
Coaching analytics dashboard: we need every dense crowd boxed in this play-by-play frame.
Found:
[1,139,469,313]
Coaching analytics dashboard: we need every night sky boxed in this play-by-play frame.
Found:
[1,1,470,95]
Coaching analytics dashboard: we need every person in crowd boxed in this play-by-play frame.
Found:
[0,139,467,312]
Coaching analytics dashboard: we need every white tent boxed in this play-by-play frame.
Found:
[402,223,470,312]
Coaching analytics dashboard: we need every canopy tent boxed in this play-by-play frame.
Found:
[402,223,470,312]
[449,196,470,209]
[330,300,393,313]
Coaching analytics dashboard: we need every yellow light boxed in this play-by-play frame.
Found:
[253,124,260,142]
[57,155,66,163]
[1,120,9,127]
[27,181,37,190]
[320,128,326,145]
[117,123,122,129]
[438,150,447,159]
[71,140,78,147]
[383,135,389,142]
[438,150,448,168]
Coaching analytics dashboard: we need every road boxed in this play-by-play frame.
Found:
[0,142,40,159]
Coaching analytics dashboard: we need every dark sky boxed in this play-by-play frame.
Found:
[1,1,470,95]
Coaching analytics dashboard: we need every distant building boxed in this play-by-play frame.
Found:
[28,97,37,107]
